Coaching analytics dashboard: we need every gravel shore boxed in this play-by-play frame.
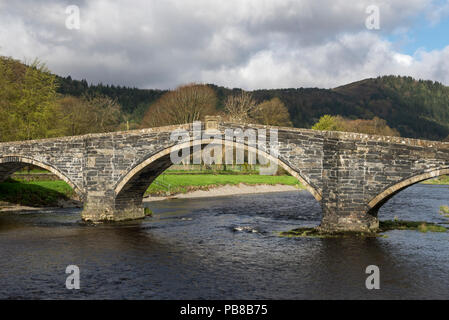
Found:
[144,183,300,202]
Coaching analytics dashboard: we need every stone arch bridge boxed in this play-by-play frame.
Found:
[0,120,448,232]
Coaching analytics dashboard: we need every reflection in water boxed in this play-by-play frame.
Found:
[0,185,448,299]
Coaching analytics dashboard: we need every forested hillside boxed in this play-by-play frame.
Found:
[2,56,449,141]
[250,77,449,140]
[56,75,166,122]
[57,75,449,140]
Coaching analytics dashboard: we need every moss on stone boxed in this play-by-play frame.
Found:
[379,220,447,233]
[144,207,153,217]
[280,220,448,238]
[279,227,378,238]
[439,205,449,218]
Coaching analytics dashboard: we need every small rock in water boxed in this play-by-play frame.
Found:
[233,226,259,233]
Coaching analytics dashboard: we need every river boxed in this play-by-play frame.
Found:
[0,184,448,299]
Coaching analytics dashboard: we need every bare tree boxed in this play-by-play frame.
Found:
[84,94,122,133]
[57,94,122,135]
[224,91,257,124]
[141,83,217,127]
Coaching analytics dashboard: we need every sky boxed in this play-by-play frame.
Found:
[0,0,448,90]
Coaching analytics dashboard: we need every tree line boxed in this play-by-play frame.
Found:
[311,114,399,136]
[56,65,449,140]
[0,57,123,141]
[4,56,449,143]
[140,84,292,128]
[0,57,293,142]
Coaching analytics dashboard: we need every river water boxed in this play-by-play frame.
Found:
[0,184,448,299]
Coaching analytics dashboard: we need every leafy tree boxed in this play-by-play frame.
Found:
[312,115,400,136]
[56,96,88,136]
[0,58,18,141]
[251,97,292,126]
[141,83,217,127]
[17,60,59,140]
[312,115,344,131]
[0,57,59,141]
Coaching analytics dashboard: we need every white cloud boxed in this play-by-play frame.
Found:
[200,32,425,89]
[393,53,413,66]
[0,0,448,89]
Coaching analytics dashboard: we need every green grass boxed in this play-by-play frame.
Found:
[0,174,302,207]
[421,175,449,185]
[379,220,448,233]
[280,220,448,238]
[279,228,343,238]
[440,205,449,218]
[0,179,74,207]
[14,169,50,174]
[145,174,302,196]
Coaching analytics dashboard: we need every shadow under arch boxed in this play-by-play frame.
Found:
[368,168,449,213]
[0,155,84,199]
[113,138,322,209]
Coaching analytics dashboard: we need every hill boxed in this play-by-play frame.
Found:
[57,75,449,140]
[249,76,449,140]
[56,75,166,122]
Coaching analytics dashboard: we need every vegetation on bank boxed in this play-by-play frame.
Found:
[440,206,449,218]
[0,179,74,207]
[421,175,449,185]
[0,174,302,207]
[280,220,449,238]
[145,174,302,196]
[378,220,447,233]
[1,168,447,208]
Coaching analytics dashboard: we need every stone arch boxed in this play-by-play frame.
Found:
[368,168,449,212]
[113,138,322,209]
[0,155,84,198]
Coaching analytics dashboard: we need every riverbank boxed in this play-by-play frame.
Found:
[1,172,447,210]
[421,175,449,185]
[0,174,303,209]
[144,183,300,201]
[0,180,76,207]
[145,174,303,196]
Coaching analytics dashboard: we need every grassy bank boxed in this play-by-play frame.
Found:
[421,175,449,185]
[0,174,302,207]
[1,170,447,208]
[0,179,75,207]
[280,220,449,238]
[145,174,303,196]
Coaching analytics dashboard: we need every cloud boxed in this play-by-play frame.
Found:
[0,0,448,89]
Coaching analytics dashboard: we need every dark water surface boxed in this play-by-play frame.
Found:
[0,184,448,299]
